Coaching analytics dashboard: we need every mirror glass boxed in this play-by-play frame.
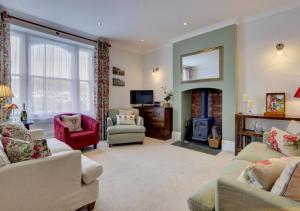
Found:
[181,47,222,82]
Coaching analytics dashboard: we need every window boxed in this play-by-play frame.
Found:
[10,27,94,120]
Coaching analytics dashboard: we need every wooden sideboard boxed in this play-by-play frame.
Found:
[235,113,300,155]
[137,107,173,140]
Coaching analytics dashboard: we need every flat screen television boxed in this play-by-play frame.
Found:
[130,90,154,104]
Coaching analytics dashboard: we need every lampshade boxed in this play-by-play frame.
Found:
[294,87,300,98]
[0,84,13,98]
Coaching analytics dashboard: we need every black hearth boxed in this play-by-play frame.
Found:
[192,90,213,142]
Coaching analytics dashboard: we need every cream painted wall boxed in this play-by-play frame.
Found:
[237,7,300,117]
[237,6,300,131]
[109,46,143,109]
[142,6,300,133]
[142,45,173,102]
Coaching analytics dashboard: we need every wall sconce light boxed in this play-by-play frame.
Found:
[276,43,284,55]
[152,67,159,76]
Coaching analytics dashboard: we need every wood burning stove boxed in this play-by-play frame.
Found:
[192,90,213,141]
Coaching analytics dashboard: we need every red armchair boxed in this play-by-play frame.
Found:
[54,113,100,150]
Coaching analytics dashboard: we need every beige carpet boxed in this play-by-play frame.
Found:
[83,137,234,211]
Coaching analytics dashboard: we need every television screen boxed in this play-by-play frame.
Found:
[130,90,153,104]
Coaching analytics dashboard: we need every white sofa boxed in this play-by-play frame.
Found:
[0,129,102,211]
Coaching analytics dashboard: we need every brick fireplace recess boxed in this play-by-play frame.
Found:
[191,88,222,142]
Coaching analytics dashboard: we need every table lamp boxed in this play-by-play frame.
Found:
[0,84,13,103]
[294,87,300,98]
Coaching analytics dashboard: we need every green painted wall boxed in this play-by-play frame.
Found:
[173,24,237,142]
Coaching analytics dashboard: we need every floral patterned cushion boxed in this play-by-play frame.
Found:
[0,123,33,142]
[266,127,300,156]
[1,137,51,163]
[237,157,296,190]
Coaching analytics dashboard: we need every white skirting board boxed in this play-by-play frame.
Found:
[171,131,235,154]
[172,131,182,141]
[221,140,235,154]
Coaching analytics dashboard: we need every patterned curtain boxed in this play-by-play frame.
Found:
[0,12,11,85]
[94,40,110,141]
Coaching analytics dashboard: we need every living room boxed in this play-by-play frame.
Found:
[1,1,300,211]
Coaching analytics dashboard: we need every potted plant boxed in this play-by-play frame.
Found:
[161,86,173,108]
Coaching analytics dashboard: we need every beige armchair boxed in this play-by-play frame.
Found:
[107,108,145,147]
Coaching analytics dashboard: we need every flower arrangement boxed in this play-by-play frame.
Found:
[283,134,300,150]
[3,103,18,122]
[161,86,173,102]
[4,103,18,110]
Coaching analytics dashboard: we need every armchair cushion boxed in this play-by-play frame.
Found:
[61,114,83,132]
[81,155,103,185]
[107,125,145,135]
[116,115,136,125]
[70,130,95,142]
[119,109,134,115]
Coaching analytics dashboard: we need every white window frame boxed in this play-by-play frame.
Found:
[10,27,95,121]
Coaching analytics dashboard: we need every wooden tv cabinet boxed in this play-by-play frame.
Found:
[137,106,173,140]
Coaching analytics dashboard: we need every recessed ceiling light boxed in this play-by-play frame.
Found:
[183,22,188,26]
[97,21,103,27]
[141,39,145,42]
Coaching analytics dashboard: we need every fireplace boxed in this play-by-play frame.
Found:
[192,90,213,141]
[189,88,222,142]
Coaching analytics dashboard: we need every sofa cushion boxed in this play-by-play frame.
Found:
[107,125,145,135]
[1,137,51,163]
[81,155,103,185]
[0,123,32,142]
[237,157,296,190]
[265,127,300,156]
[234,142,284,162]
[47,138,72,153]
[271,158,300,201]
[188,160,251,211]
[70,130,95,142]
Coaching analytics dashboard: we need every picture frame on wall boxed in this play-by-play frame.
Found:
[113,78,125,87]
[112,66,125,76]
[264,92,285,117]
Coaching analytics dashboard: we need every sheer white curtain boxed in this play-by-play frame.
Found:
[10,28,94,120]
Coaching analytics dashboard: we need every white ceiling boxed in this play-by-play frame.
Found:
[1,0,300,54]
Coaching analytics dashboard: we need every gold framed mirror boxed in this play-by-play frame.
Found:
[181,46,223,83]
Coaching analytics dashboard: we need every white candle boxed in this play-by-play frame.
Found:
[248,100,253,108]
[243,94,248,102]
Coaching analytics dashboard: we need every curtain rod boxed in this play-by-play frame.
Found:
[1,11,105,45]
